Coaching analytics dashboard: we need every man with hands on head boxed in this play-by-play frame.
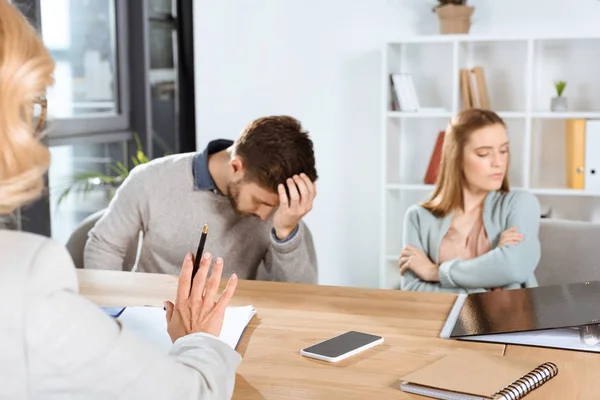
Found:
[85,115,319,283]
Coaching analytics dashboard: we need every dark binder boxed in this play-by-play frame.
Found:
[440,281,600,353]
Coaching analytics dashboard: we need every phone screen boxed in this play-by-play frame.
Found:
[302,331,382,358]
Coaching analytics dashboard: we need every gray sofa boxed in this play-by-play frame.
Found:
[535,218,600,286]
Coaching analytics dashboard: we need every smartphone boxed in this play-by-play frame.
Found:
[300,331,384,363]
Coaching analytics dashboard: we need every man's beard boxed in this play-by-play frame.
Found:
[227,180,250,217]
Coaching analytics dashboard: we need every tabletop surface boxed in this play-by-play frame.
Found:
[77,269,595,399]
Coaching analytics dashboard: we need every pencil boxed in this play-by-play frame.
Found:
[191,223,208,283]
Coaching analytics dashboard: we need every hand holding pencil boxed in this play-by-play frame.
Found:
[164,223,238,342]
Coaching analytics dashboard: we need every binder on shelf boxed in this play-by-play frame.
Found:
[391,73,419,112]
[399,348,558,400]
[460,69,472,109]
[424,131,445,184]
[439,281,600,353]
[389,75,400,111]
[468,69,481,108]
[472,66,490,110]
[565,119,586,190]
[584,119,600,192]
[460,66,490,110]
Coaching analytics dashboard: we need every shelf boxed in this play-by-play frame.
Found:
[387,111,452,119]
[497,111,527,118]
[381,35,600,289]
[389,35,600,45]
[386,183,434,191]
[532,112,600,119]
[388,111,600,119]
[530,188,600,197]
[388,35,529,45]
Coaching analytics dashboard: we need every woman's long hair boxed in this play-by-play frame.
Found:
[0,0,54,214]
[420,108,509,218]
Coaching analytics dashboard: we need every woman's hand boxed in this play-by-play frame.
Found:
[498,226,523,247]
[399,245,439,282]
[164,252,238,343]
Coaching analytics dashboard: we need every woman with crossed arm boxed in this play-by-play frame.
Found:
[0,1,240,398]
[399,109,541,293]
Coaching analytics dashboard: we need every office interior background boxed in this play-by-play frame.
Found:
[8,0,600,289]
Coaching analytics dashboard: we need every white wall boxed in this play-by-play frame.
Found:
[193,0,600,288]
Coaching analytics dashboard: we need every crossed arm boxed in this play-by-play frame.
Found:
[399,194,541,293]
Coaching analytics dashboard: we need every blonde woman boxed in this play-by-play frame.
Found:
[399,109,541,293]
[0,1,240,398]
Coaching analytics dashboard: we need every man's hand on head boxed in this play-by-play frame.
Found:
[272,173,316,240]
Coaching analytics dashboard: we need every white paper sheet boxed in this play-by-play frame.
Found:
[115,305,256,352]
[456,327,600,353]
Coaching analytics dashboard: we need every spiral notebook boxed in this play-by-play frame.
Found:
[399,349,558,400]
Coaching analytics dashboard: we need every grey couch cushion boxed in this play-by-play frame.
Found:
[536,218,600,287]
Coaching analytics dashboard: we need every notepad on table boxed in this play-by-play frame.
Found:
[399,349,558,400]
[103,305,256,351]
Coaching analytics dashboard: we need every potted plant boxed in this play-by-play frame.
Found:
[55,133,150,206]
[551,80,568,112]
[433,0,475,35]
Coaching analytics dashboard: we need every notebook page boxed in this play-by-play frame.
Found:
[400,349,541,398]
[114,305,256,352]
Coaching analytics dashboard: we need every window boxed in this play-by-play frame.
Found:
[149,0,174,15]
[39,0,129,138]
[149,8,178,157]
[48,139,130,244]
[9,0,196,239]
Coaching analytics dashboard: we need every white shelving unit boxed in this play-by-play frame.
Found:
[379,34,600,290]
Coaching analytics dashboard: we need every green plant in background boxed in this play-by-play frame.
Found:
[56,133,150,206]
[554,80,567,97]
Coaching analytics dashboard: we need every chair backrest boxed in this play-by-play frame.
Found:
[536,218,600,287]
[65,208,141,270]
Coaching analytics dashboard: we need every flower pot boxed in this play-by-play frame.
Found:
[435,5,475,34]
[551,96,568,112]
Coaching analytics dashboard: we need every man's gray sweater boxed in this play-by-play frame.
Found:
[83,152,317,283]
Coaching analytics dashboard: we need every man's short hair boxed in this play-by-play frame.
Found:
[233,116,318,192]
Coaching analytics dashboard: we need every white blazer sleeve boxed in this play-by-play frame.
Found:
[25,239,241,399]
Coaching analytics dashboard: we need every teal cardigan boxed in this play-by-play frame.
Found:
[400,190,541,293]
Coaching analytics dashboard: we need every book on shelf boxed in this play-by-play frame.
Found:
[388,75,400,111]
[565,118,600,191]
[390,73,419,112]
[460,66,490,110]
[565,119,586,190]
[424,130,445,184]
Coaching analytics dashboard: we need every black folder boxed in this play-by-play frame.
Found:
[439,281,600,352]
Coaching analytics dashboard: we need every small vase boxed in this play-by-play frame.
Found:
[435,5,475,34]
[551,96,568,112]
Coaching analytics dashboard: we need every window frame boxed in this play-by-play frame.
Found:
[40,0,131,140]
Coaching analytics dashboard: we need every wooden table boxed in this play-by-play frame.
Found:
[77,270,596,399]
